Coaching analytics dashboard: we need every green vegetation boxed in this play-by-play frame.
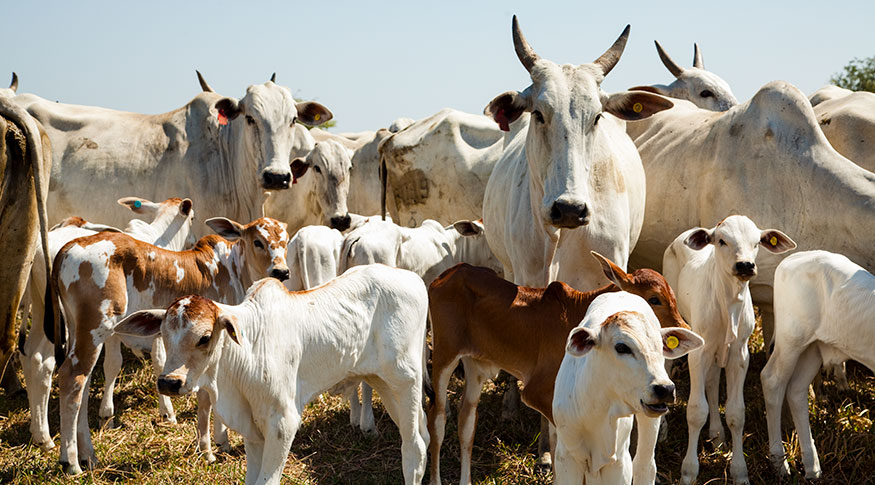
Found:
[830,56,875,92]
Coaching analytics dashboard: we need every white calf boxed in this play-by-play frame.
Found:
[552,292,702,484]
[340,218,501,433]
[113,265,430,485]
[762,250,875,479]
[663,215,795,484]
[20,196,194,450]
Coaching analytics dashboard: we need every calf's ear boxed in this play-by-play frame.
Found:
[179,198,193,217]
[113,310,165,338]
[760,229,796,254]
[452,220,483,236]
[290,158,310,182]
[684,228,712,250]
[591,251,631,288]
[484,90,530,132]
[566,327,597,357]
[217,313,241,345]
[206,217,245,241]
[661,328,704,359]
[118,197,159,216]
[602,91,674,121]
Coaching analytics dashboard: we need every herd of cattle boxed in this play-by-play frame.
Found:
[1,15,873,484]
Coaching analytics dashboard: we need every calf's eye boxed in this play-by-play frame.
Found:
[254,240,264,249]
[197,335,211,347]
[647,296,662,306]
[615,343,632,355]
[532,110,545,123]
[313,165,322,174]
[718,239,727,247]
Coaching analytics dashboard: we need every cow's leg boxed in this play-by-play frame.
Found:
[214,413,230,452]
[459,357,490,485]
[787,345,823,479]
[256,411,299,485]
[832,361,849,392]
[359,382,376,435]
[21,309,55,450]
[705,363,726,447]
[243,438,265,485]
[346,383,362,428]
[150,337,175,423]
[632,414,660,484]
[427,354,460,485]
[99,335,122,428]
[553,437,586,485]
[368,375,427,485]
[760,341,803,477]
[500,372,521,421]
[681,348,711,485]
[58,335,102,475]
[196,388,216,462]
[536,416,552,466]
[725,343,750,484]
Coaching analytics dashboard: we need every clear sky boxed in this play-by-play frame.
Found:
[4,1,873,132]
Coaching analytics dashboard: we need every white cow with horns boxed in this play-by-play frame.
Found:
[481,15,673,466]
[13,71,332,235]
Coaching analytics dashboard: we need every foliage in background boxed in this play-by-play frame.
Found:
[830,56,875,92]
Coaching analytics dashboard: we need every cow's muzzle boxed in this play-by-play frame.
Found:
[157,376,183,396]
[549,201,589,228]
[271,267,290,281]
[262,171,291,190]
[733,261,757,280]
[329,214,352,232]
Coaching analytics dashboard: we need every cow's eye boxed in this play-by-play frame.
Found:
[254,240,264,250]
[291,117,297,126]
[313,165,322,174]
[648,296,662,306]
[197,335,211,347]
[593,113,602,126]
[532,110,545,123]
[615,343,633,355]
[718,239,727,247]
[245,115,256,125]
[700,90,714,98]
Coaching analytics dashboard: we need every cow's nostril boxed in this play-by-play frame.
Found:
[271,268,290,281]
[653,383,676,401]
[330,215,352,232]
[263,171,291,189]
[157,377,182,395]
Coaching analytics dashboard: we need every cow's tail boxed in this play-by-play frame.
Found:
[0,100,53,371]
[379,156,388,222]
[44,277,66,366]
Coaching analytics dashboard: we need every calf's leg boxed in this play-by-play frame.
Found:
[725,344,750,484]
[681,348,711,485]
[760,341,802,477]
[99,336,122,428]
[427,354,460,485]
[787,345,824,479]
[459,357,491,485]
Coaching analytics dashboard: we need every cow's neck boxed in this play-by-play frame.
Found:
[193,236,251,303]
[567,284,620,322]
[213,122,266,224]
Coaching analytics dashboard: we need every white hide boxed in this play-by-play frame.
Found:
[762,250,875,479]
[811,90,875,172]
[662,215,795,485]
[552,292,702,485]
[808,85,853,107]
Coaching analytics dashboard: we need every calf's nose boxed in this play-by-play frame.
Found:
[652,383,676,402]
[734,261,756,276]
[271,267,290,281]
[329,214,352,232]
[157,377,183,396]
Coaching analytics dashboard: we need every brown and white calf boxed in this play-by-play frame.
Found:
[50,216,289,474]
[426,252,688,485]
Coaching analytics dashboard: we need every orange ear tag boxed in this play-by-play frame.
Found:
[666,335,679,349]
[770,236,778,246]
[633,103,643,113]
[217,110,228,126]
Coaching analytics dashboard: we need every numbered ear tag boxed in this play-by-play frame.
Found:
[633,102,643,113]
[314,113,321,122]
[770,236,778,246]
[133,200,142,209]
[217,109,229,126]
[666,335,679,349]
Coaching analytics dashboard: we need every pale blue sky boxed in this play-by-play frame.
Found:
[4,1,872,132]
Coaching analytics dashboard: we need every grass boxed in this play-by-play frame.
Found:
[0,323,873,484]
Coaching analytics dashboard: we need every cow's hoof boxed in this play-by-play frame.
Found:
[361,426,379,438]
[99,416,120,429]
[203,451,217,463]
[60,461,83,476]
[160,413,177,425]
[536,451,552,468]
[218,441,232,453]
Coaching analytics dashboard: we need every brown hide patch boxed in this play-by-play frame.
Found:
[59,216,88,228]
[600,310,642,330]
[167,294,219,333]
[626,268,689,329]
[79,138,98,150]
[392,169,430,208]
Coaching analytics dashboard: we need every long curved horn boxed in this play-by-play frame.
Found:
[593,24,630,76]
[196,70,214,92]
[9,72,18,92]
[654,40,684,78]
[512,15,539,73]
[270,72,276,83]
[693,43,704,69]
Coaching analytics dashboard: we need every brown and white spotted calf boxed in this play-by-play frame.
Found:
[50,216,289,475]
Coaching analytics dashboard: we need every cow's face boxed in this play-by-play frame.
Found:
[118,196,196,250]
[112,296,240,397]
[684,215,796,282]
[673,68,738,112]
[234,81,333,191]
[484,17,673,231]
[206,216,290,283]
[290,140,352,231]
[565,294,703,417]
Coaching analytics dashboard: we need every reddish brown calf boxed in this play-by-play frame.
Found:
[426,252,686,484]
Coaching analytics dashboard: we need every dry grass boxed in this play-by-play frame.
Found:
[0,325,873,484]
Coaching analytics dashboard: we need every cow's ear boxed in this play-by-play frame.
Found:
[179,198,193,217]
[206,217,245,241]
[217,313,241,345]
[760,229,796,254]
[214,98,243,125]
[452,220,483,236]
[602,91,674,121]
[627,85,666,96]
[591,251,632,288]
[113,310,165,338]
[118,197,159,215]
[567,327,597,357]
[661,327,704,359]
[684,228,713,250]
[290,158,310,182]
[484,90,530,132]
[296,101,333,126]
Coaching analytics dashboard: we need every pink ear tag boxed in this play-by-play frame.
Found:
[292,173,298,184]
[217,109,228,126]
[496,109,510,132]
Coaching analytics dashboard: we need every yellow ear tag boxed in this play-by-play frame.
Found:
[633,102,643,113]
[314,114,321,121]
[769,236,778,246]
[666,335,679,349]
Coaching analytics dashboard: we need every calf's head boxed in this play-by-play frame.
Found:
[684,215,796,282]
[565,292,703,417]
[484,16,672,230]
[112,295,239,396]
[290,140,353,231]
[206,216,290,282]
[118,196,196,250]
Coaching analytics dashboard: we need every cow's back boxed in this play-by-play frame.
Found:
[813,92,875,172]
